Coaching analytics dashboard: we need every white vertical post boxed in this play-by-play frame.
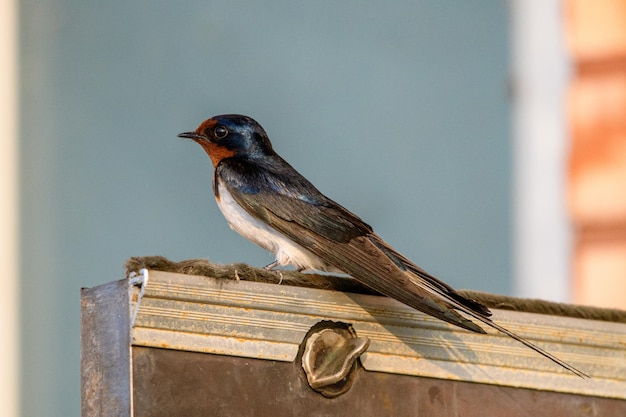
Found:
[512,0,572,301]
[0,0,19,415]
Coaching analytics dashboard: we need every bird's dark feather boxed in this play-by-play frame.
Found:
[368,235,492,316]
[219,155,589,378]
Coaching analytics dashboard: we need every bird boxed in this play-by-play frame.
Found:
[178,113,588,378]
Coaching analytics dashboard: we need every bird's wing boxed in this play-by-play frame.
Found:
[218,159,487,333]
[219,159,588,377]
[267,208,588,377]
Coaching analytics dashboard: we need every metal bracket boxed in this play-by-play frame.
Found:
[128,268,149,328]
[301,321,370,398]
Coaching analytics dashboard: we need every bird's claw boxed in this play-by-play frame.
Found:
[264,260,279,271]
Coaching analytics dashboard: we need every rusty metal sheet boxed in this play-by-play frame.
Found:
[132,346,626,417]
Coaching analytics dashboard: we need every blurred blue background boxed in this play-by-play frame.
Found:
[20,2,509,415]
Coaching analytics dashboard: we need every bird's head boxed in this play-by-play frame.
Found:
[178,114,274,167]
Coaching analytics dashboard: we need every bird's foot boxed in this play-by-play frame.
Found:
[263,260,285,284]
[263,260,279,271]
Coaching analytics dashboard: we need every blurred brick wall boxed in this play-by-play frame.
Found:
[566,0,626,308]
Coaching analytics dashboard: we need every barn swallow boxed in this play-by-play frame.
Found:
[178,114,587,378]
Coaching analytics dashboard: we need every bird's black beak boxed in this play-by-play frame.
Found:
[177,131,205,141]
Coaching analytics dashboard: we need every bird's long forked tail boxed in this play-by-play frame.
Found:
[453,302,591,379]
[364,235,592,379]
[394,276,590,378]
[379,267,591,378]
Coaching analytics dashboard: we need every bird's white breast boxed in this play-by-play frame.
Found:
[215,181,334,271]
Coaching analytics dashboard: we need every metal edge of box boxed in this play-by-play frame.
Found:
[130,270,626,400]
[81,279,133,417]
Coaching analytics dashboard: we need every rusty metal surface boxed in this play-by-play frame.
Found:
[81,279,132,417]
[131,270,626,399]
[132,346,626,417]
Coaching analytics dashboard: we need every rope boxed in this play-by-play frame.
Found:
[125,256,626,324]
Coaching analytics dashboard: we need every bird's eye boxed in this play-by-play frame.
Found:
[214,126,228,139]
